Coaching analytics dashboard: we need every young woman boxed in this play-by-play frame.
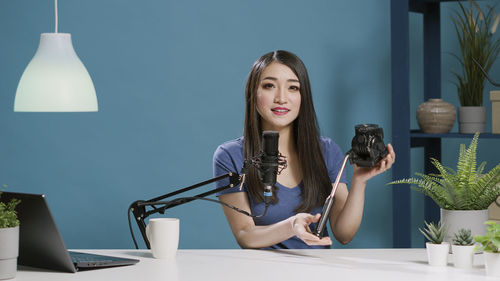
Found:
[213,50,395,249]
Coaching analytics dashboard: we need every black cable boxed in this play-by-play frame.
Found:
[472,57,500,87]
[128,205,139,249]
[128,196,269,249]
[141,196,269,218]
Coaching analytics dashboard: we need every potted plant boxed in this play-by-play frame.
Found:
[0,192,20,280]
[388,133,500,245]
[451,228,475,268]
[451,0,500,133]
[420,221,449,266]
[474,221,500,277]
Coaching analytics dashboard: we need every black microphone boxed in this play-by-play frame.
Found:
[259,131,279,204]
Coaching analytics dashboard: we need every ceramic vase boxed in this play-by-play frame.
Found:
[485,252,500,277]
[417,99,456,134]
[0,226,19,280]
[458,106,486,134]
[451,244,475,268]
[440,209,488,249]
[426,242,450,266]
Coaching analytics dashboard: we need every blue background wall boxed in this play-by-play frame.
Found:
[0,0,498,249]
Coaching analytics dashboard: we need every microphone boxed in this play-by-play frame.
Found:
[259,131,279,204]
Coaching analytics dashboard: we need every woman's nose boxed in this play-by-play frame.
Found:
[274,87,287,104]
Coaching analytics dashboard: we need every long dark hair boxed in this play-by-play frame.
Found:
[243,50,332,213]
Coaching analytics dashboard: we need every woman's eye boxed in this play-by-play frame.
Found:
[262,83,275,89]
[289,85,300,91]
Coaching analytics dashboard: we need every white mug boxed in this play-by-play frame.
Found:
[146,218,179,259]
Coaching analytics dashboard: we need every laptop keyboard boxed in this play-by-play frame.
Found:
[69,251,115,263]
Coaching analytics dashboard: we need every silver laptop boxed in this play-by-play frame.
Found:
[0,192,139,272]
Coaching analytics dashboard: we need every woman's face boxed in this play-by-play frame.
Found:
[256,62,301,132]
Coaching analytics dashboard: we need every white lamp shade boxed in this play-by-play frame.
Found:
[14,33,98,112]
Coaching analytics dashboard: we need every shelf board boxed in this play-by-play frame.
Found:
[410,130,500,139]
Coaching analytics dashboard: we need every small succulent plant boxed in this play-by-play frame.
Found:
[452,228,474,246]
[419,221,447,244]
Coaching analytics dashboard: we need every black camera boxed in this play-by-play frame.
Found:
[347,124,388,168]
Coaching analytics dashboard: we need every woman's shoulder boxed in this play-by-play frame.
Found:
[319,136,341,149]
[216,136,244,152]
[213,137,245,176]
[213,137,244,161]
[319,135,345,158]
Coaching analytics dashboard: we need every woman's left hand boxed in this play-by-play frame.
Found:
[352,143,396,183]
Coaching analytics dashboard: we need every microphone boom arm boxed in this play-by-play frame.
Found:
[129,172,241,249]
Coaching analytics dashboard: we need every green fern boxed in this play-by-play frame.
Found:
[388,133,500,210]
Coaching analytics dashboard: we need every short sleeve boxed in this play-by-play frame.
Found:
[321,137,348,184]
[212,138,247,196]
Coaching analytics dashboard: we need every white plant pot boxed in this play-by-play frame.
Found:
[458,106,486,133]
[0,226,19,280]
[484,252,500,277]
[426,242,450,266]
[451,244,475,268]
[440,209,488,248]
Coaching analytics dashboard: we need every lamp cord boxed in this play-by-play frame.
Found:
[54,0,58,33]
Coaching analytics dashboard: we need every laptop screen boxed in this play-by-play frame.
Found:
[1,192,139,272]
[0,192,76,272]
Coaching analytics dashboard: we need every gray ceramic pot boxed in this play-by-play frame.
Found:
[458,106,486,133]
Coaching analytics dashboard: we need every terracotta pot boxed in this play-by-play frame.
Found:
[417,99,456,133]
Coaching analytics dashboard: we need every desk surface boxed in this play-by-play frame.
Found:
[16,249,491,281]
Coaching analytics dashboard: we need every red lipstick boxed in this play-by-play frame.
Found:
[271,107,290,116]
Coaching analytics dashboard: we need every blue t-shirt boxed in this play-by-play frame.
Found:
[212,136,347,249]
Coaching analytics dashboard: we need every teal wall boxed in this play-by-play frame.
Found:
[0,0,498,249]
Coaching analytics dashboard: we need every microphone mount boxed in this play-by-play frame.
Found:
[129,172,241,249]
[241,152,287,176]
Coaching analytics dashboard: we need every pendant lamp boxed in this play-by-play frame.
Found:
[14,0,98,112]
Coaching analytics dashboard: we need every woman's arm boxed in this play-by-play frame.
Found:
[219,192,332,248]
[328,144,396,244]
[327,181,365,244]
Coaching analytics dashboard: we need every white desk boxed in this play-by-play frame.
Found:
[16,249,492,281]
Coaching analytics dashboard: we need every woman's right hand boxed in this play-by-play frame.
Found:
[290,213,332,246]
